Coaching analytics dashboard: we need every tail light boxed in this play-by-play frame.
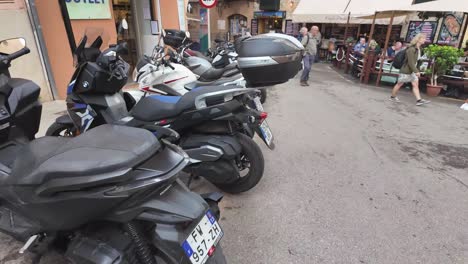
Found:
[259,112,268,123]
[208,246,216,257]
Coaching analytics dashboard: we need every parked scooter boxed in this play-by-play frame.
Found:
[132,30,267,103]
[47,30,273,194]
[0,37,226,264]
[186,40,238,70]
[132,45,246,99]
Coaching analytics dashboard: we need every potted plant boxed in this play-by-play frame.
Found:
[345,37,355,47]
[424,44,464,96]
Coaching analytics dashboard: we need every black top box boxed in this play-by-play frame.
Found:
[163,29,189,49]
[236,33,304,87]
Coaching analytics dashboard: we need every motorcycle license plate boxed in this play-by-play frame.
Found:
[182,211,223,264]
[253,96,264,111]
[259,120,274,147]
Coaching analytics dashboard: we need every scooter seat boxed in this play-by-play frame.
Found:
[5,125,159,186]
[199,67,226,82]
[184,74,242,90]
[131,85,242,122]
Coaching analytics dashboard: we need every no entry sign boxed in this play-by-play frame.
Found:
[199,0,217,8]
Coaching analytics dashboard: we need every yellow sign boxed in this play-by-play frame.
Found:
[66,0,112,20]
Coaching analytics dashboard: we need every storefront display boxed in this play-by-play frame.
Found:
[437,13,465,47]
[406,21,438,43]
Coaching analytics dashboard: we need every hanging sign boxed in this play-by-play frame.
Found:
[199,0,218,8]
[65,0,111,20]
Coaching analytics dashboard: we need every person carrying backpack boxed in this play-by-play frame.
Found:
[300,26,320,86]
[389,33,431,106]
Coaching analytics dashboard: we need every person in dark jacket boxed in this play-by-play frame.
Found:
[389,33,431,106]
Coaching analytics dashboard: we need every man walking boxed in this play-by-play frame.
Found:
[300,26,320,86]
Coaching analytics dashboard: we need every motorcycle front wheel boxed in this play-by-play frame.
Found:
[45,122,77,137]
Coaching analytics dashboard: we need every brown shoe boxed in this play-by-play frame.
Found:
[300,81,307,86]
[305,81,310,86]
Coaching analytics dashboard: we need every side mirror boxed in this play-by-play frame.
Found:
[121,19,129,30]
[0,38,26,55]
[162,29,167,37]
[116,42,129,55]
[186,31,191,39]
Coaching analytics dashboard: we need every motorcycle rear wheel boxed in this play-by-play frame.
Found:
[215,133,265,194]
[260,89,267,104]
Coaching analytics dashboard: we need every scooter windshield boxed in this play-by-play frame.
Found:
[74,28,110,66]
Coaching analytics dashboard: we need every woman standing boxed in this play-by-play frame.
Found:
[389,33,431,106]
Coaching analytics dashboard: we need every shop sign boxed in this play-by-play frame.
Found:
[65,0,112,20]
[199,0,218,8]
[254,11,286,19]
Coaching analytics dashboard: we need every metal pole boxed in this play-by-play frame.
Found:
[360,12,377,83]
[25,0,59,100]
[344,12,351,41]
[58,0,76,53]
[377,10,395,87]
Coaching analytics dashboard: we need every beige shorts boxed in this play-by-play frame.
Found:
[398,73,418,83]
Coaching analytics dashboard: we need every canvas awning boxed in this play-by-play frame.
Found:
[359,0,468,19]
[292,0,410,24]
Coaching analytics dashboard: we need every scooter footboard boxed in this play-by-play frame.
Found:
[0,205,42,241]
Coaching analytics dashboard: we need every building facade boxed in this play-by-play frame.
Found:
[1,0,185,100]
[0,0,53,101]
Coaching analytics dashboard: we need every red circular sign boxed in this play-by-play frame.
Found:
[199,0,218,8]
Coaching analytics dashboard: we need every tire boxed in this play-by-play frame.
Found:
[216,133,265,194]
[260,89,267,104]
[46,122,76,137]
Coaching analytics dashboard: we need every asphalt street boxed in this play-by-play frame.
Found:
[1,63,468,263]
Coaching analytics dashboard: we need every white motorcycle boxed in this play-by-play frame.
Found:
[130,30,267,103]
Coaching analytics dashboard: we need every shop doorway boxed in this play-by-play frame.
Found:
[258,18,283,34]
[113,0,138,74]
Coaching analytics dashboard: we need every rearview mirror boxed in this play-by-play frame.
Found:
[186,31,191,39]
[0,38,26,55]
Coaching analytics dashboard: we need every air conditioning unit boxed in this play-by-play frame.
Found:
[259,0,280,11]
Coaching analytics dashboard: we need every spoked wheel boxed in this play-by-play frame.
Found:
[45,122,77,137]
[215,133,265,194]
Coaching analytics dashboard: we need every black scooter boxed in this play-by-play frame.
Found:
[0,37,226,264]
[47,32,274,194]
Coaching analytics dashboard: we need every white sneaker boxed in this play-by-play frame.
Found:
[416,99,431,106]
[389,97,401,103]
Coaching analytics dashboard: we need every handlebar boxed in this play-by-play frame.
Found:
[4,47,30,62]
[164,59,175,70]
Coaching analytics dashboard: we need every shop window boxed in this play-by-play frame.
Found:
[229,14,247,37]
